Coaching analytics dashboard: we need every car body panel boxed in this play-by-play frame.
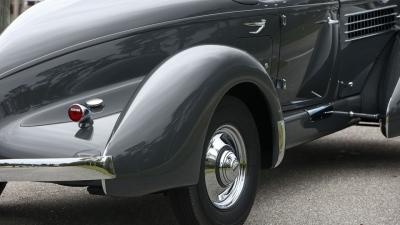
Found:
[277,0,339,107]
[0,0,262,77]
[336,0,399,98]
[103,45,283,196]
[0,0,399,196]
[382,33,400,138]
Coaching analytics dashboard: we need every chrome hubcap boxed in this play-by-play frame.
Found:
[218,150,240,187]
[204,125,247,209]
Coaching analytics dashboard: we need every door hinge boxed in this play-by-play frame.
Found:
[275,78,287,90]
[327,17,339,25]
[281,14,287,27]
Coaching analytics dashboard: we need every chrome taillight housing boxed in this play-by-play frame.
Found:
[67,98,104,128]
[68,104,93,128]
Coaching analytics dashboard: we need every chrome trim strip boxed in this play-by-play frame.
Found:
[345,21,396,34]
[344,13,398,25]
[386,109,390,138]
[101,179,108,195]
[344,5,397,17]
[273,120,286,168]
[0,156,116,182]
[274,1,337,9]
[344,29,395,42]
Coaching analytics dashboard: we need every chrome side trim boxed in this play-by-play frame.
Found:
[0,156,116,182]
[101,179,108,195]
[273,120,286,168]
[384,95,393,138]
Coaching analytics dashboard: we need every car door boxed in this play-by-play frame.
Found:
[277,0,340,108]
[230,14,281,81]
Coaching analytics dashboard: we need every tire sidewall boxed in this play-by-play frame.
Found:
[0,182,6,196]
[192,96,260,225]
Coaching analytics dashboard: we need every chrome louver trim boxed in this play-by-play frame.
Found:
[345,21,397,34]
[344,5,398,42]
[345,5,397,16]
[345,13,398,25]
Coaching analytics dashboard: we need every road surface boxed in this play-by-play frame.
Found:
[1,126,400,225]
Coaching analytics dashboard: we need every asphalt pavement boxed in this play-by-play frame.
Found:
[1,126,400,225]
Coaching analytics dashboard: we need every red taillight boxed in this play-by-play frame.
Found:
[68,104,84,122]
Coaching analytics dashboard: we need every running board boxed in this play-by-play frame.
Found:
[284,95,361,149]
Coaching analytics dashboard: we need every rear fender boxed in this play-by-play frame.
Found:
[103,45,283,197]
[381,33,400,138]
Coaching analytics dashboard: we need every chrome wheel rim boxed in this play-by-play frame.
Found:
[204,124,247,209]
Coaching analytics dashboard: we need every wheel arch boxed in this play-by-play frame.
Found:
[103,45,284,197]
[363,32,400,138]
[226,83,275,169]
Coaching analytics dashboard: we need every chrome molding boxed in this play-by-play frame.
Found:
[384,96,393,138]
[274,120,286,168]
[0,156,116,182]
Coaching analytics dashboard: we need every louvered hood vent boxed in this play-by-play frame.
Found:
[345,5,398,42]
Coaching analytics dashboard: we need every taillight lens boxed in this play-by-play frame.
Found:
[68,104,84,122]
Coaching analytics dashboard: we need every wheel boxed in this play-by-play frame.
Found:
[0,182,6,196]
[170,96,260,225]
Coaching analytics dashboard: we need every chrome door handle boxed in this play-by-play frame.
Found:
[327,17,339,25]
[244,19,267,34]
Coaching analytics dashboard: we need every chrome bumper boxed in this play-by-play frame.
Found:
[0,156,116,182]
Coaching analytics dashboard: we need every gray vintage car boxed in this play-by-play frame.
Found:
[0,0,399,224]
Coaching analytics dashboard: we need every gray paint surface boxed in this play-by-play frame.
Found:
[0,0,399,197]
